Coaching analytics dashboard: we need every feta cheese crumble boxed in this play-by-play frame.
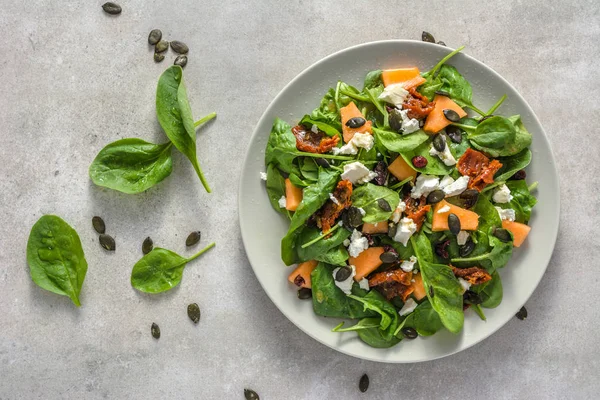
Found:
[332,265,356,295]
[393,217,417,246]
[260,172,268,181]
[443,176,470,197]
[439,175,455,189]
[411,174,440,198]
[399,298,418,316]
[278,196,287,209]
[391,201,406,223]
[492,184,513,204]
[429,134,457,166]
[457,231,470,246]
[398,109,420,134]
[332,132,374,155]
[400,255,418,272]
[495,206,516,221]
[341,161,378,185]
[310,123,319,134]
[329,193,340,205]
[437,204,451,214]
[358,278,370,291]
[358,207,366,216]
[378,83,409,107]
[458,277,471,293]
[347,229,369,257]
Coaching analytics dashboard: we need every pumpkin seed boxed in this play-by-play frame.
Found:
[186,231,201,246]
[151,322,160,339]
[515,306,528,320]
[434,90,450,97]
[154,52,165,63]
[345,117,366,128]
[426,189,445,205]
[92,216,106,234]
[445,125,463,143]
[389,109,403,132]
[459,189,479,209]
[443,109,461,122]
[429,286,435,298]
[148,29,162,45]
[187,303,200,324]
[459,237,475,257]
[174,55,188,68]
[315,158,330,168]
[377,198,392,212]
[380,251,399,264]
[102,2,121,15]
[170,40,189,54]
[463,290,483,305]
[99,234,115,251]
[244,389,260,400]
[335,266,352,282]
[401,327,418,339]
[388,223,398,238]
[342,207,363,229]
[493,228,512,242]
[437,40,446,46]
[155,40,169,53]
[359,374,369,393]
[448,213,461,235]
[142,236,153,254]
[433,134,446,152]
[297,288,312,300]
[421,31,436,43]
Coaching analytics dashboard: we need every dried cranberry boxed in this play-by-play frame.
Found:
[363,233,375,246]
[412,155,428,168]
[382,245,399,258]
[373,161,388,186]
[293,275,305,287]
[434,239,451,259]
[510,169,527,180]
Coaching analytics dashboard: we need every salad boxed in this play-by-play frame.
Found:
[262,46,537,348]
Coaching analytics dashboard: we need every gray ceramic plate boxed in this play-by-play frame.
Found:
[239,40,559,363]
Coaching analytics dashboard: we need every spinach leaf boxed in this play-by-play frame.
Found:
[474,193,502,232]
[400,138,453,176]
[399,299,443,336]
[357,145,378,163]
[346,291,402,348]
[467,115,532,157]
[131,243,215,293]
[351,183,400,223]
[333,317,381,332]
[265,118,298,174]
[311,263,376,318]
[356,323,402,348]
[504,180,537,223]
[265,164,290,218]
[379,236,416,260]
[451,228,513,273]
[299,115,341,138]
[363,70,383,90]
[296,226,351,263]
[300,158,319,182]
[89,138,173,194]
[26,215,88,306]
[494,149,532,182]
[310,88,342,130]
[473,271,503,308]
[315,245,349,266]
[156,66,211,192]
[373,128,429,153]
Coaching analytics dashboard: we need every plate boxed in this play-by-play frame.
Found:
[238,40,559,363]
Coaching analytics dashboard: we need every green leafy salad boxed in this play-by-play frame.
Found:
[262,47,537,348]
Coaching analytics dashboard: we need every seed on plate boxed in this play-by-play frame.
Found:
[345,117,366,128]
[142,236,153,254]
[511,170,527,180]
[342,207,363,229]
[389,109,403,132]
[443,109,461,122]
[401,327,418,339]
[315,158,330,168]
[434,90,450,97]
[437,41,446,46]
[429,286,435,298]
[459,189,479,209]
[297,287,312,300]
[448,213,461,235]
[170,40,189,54]
[459,237,475,257]
[516,306,528,320]
[155,40,169,53]
[433,134,446,152]
[92,216,106,234]
[186,231,201,246]
[335,266,352,282]
[148,29,162,45]
[421,31,436,43]
[187,303,201,324]
[151,322,160,339]
[244,389,260,400]
[174,55,188,68]
[99,234,116,251]
[359,374,369,393]
[154,52,165,62]
[426,189,445,205]
[411,155,428,168]
[493,228,512,242]
[101,2,121,14]
[380,251,399,264]
[445,125,463,143]
[377,198,392,212]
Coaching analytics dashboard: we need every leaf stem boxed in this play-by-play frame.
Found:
[194,112,217,127]
[300,224,341,249]
[332,321,381,332]
[528,181,539,192]
[389,176,414,191]
[466,104,486,116]
[297,152,354,161]
[340,89,369,103]
[486,94,507,116]
[187,242,216,262]
[334,81,342,111]
[429,45,466,77]
[192,161,212,193]
[473,304,487,321]
[481,180,505,193]
[451,122,477,132]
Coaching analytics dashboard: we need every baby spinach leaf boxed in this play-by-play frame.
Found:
[26,215,88,306]
[474,193,502,232]
[373,128,429,153]
[265,164,290,218]
[451,228,513,273]
[310,88,342,131]
[400,138,453,176]
[508,115,533,156]
[265,118,298,174]
[299,115,341,138]
[473,271,503,308]
[494,148,532,182]
[467,115,531,157]
[300,158,319,182]
[351,183,400,223]
[433,65,474,108]
[296,226,351,263]
[356,322,402,348]
[379,236,416,260]
[156,66,212,192]
[333,317,382,332]
[505,180,537,223]
[315,245,349,266]
[346,290,402,348]
[363,69,383,90]
[131,243,215,293]
[399,299,443,336]
[89,138,173,194]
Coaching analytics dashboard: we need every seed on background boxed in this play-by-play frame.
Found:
[170,40,189,54]
[516,306,528,320]
[155,40,169,53]
[154,52,165,63]
[187,303,200,324]
[148,29,162,45]
[142,237,153,254]
[174,55,188,68]
[99,234,115,251]
[437,41,446,46]
[151,323,160,339]
[92,216,105,234]
[244,389,259,400]
[186,231,201,247]
[102,2,121,15]
[421,31,436,43]
[359,374,369,393]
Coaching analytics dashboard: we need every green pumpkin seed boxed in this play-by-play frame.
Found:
[463,290,482,305]
[170,40,189,54]
[345,117,366,128]
[99,234,115,251]
[335,266,352,282]
[155,40,169,53]
[297,288,312,300]
[174,55,188,68]
[142,236,153,254]
[421,31,436,43]
[187,303,200,324]
[380,251,398,264]
[459,237,475,257]
[427,189,445,205]
[102,2,121,15]
[148,29,162,45]
[377,198,392,212]
[493,228,512,242]
[359,374,369,393]
[154,52,165,62]
[516,306,528,320]
[433,134,446,152]
[448,213,461,235]
[388,223,398,238]
[186,231,201,246]
[244,389,259,400]
[443,109,461,122]
[151,322,160,339]
[389,109,403,132]
[315,158,330,168]
[459,189,479,209]
[342,207,363,229]
[92,216,106,234]
[445,125,463,143]
[401,327,418,339]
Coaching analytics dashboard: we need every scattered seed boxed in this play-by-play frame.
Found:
[297,288,312,300]
[187,303,201,324]
[389,109,403,132]
[174,55,188,68]
[148,29,162,45]
[342,207,363,229]
[335,266,352,282]
[434,90,451,97]
[448,213,461,235]
[377,198,392,212]
[493,228,512,242]
[459,189,479,209]
[170,40,189,54]
[186,231,201,246]
[411,155,428,168]
[421,31,436,43]
[92,216,106,234]
[142,236,153,254]
[315,158,330,168]
[429,286,435,298]
[401,327,418,339]
[151,322,160,339]
[511,170,527,180]
[437,41,446,46]
[516,306,528,320]
[345,117,366,128]
[463,290,483,305]
[443,109,461,122]
[155,40,169,53]
[359,374,369,393]
[102,2,122,15]
[99,234,116,251]
[433,134,446,152]
[244,389,260,400]
[426,189,445,205]
[154,52,165,63]
[380,251,399,264]
[445,125,463,143]
[459,237,475,257]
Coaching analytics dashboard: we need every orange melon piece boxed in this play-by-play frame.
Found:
[350,247,385,281]
[340,101,372,143]
[432,200,479,231]
[288,260,318,288]
[382,67,420,87]
[502,220,531,247]
[285,178,303,211]
[423,94,467,133]
[388,156,416,182]
[401,76,427,90]
[362,221,389,234]
[411,273,427,301]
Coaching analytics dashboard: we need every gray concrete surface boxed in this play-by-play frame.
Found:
[0,0,598,399]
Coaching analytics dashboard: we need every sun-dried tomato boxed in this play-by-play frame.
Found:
[451,266,492,285]
[402,87,435,119]
[315,180,352,233]
[375,282,415,301]
[457,148,503,191]
[369,269,413,287]
[292,125,340,154]
[403,195,431,230]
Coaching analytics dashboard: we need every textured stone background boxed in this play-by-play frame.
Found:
[0,0,598,399]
